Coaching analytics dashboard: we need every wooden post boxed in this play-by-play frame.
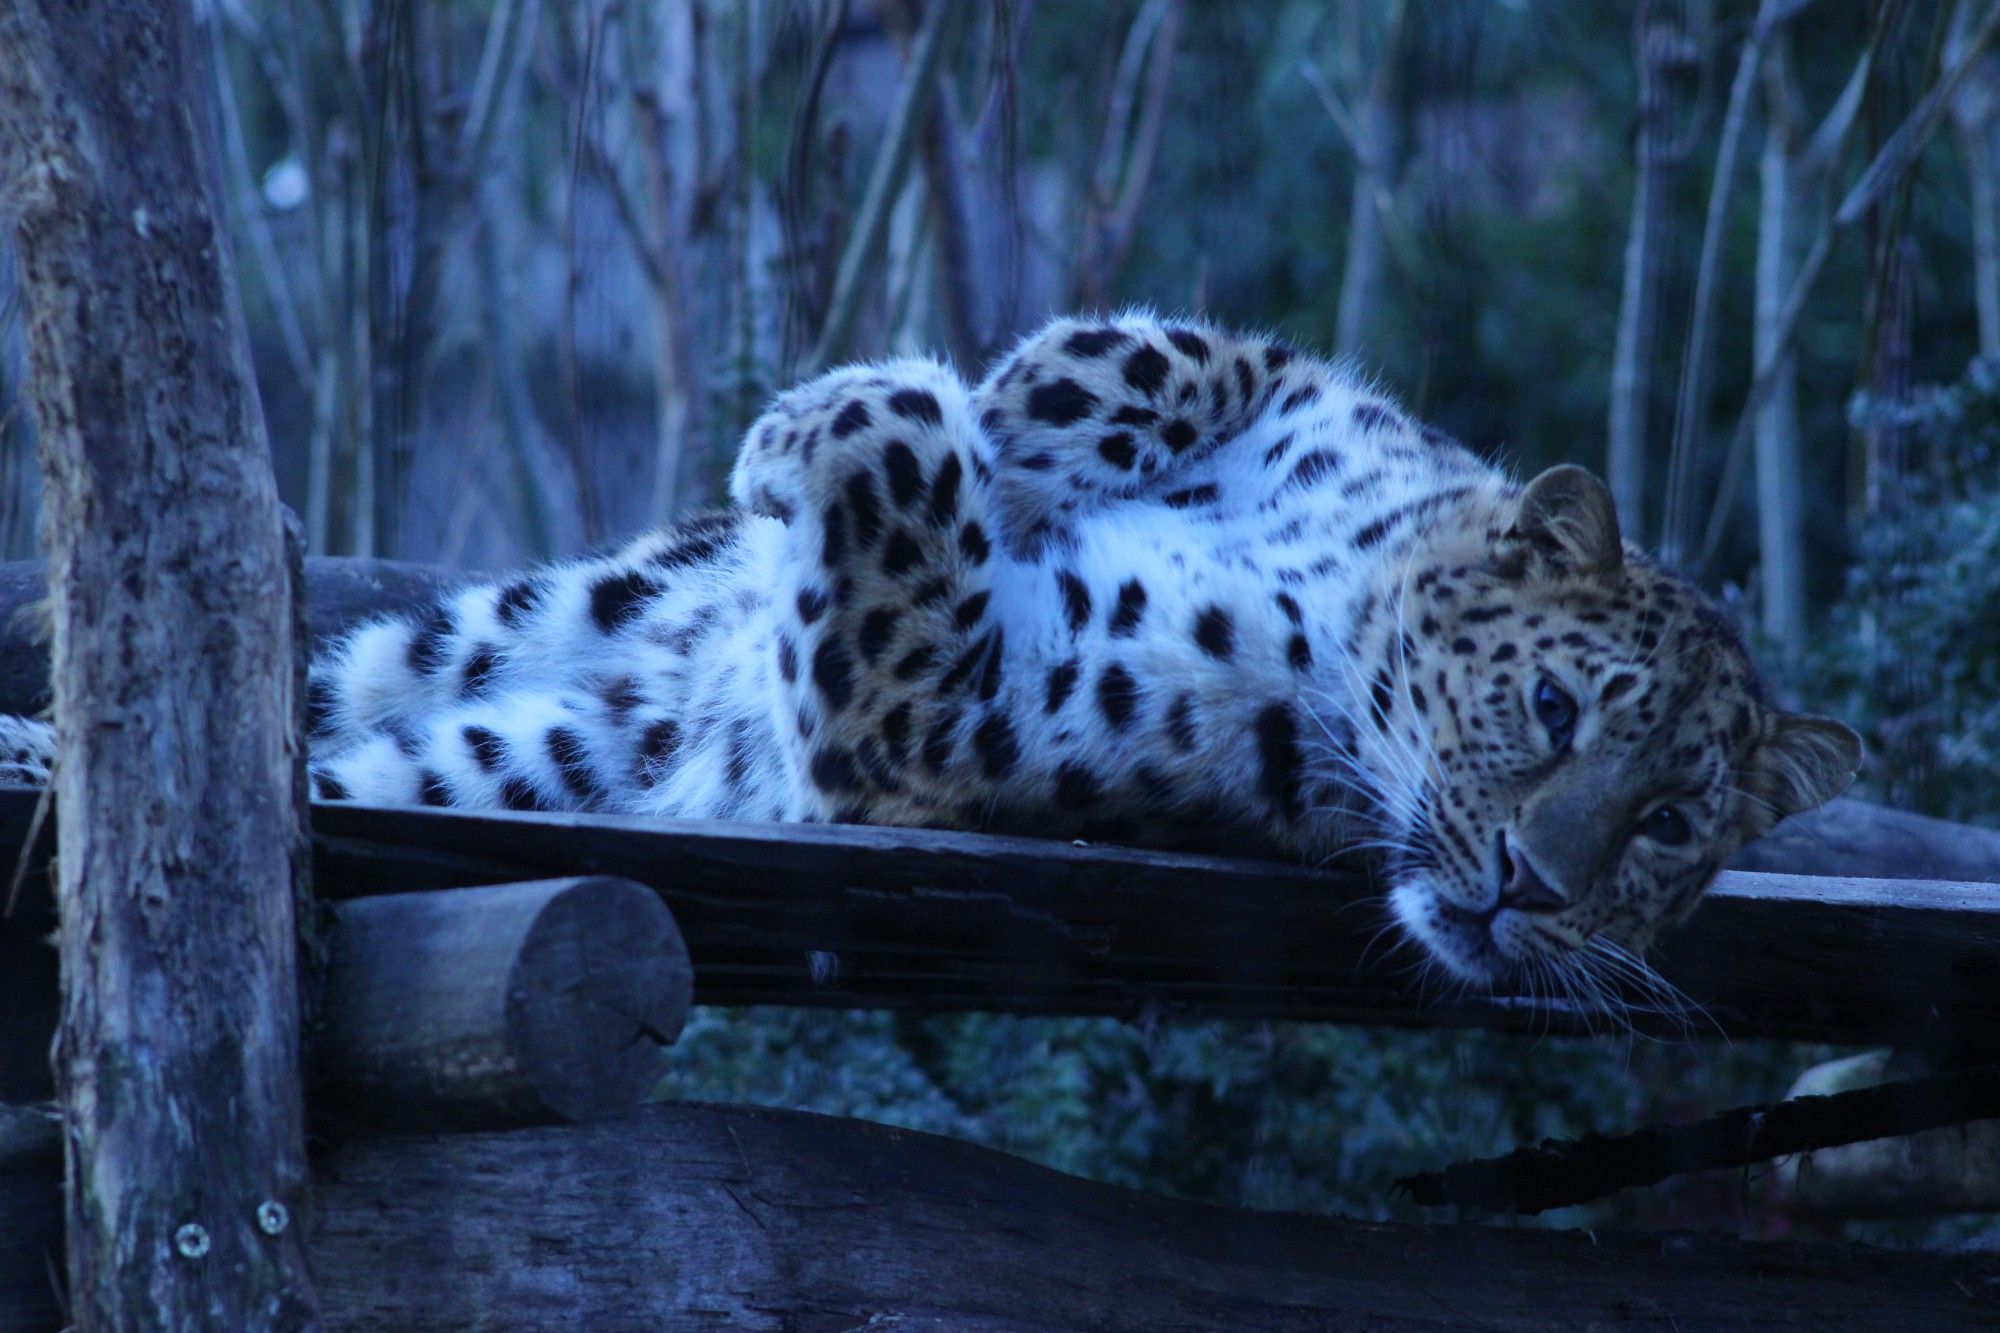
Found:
[0,1,321,1326]
[317,878,693,1131]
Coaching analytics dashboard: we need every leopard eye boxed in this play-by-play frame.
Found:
[1637,803,1693,847]
[1532,676,1578,745]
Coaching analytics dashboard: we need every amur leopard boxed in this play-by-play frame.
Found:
[0,312,1860,991]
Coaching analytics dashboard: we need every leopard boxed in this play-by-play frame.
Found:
[0,311,1860,995]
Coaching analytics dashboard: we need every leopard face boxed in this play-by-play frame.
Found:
[1360,467,1860,994]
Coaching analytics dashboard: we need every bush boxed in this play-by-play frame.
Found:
[1802,357,2000,824]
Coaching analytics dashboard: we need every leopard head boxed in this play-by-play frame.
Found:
[1364,465,1860,995]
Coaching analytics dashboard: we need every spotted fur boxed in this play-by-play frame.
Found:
[0,313,1861,992]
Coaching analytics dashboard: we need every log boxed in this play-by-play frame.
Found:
[0,0,322,1322]
[1735,796,2000,885]
[5,791,2000,1106]
[3,556,1996,887]
[2,1100,1997,1330]
[317,878,693,1132]
[0,869,692,1127]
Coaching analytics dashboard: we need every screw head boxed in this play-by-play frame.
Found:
[257,1200,290,1236]
[173,1222,210,1259]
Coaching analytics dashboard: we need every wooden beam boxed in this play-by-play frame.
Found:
[1,1101,1995,1330]
[7,790,1997,1090]
[320,805,2000,1051]
[0,557,462,719]
[316,878,693,1132]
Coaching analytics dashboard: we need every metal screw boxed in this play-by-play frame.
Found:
[256,1200,289,1236]
[173,1223,210,1260]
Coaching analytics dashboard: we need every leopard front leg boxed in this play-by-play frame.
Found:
[973,312,1309,553]
[733,359,1022,828]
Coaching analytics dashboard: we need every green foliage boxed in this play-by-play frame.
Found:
[658,1005,1824,1229]
[1801,358,2000,823]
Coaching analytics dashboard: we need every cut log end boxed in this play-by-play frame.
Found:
[317,877,691,1133]
[507,876,693,1122]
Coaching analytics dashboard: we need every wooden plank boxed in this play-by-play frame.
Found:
[1,1100,1995,1331]
[318,804,2000,1050]
[8,790,1998,1089]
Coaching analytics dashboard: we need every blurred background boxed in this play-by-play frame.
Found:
[4,0,1998,1243]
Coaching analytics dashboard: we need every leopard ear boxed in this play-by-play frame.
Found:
[1508,465,1622,578]
[1739,713,1863,836]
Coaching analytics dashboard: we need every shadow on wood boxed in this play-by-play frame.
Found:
[2,1100,1997,1330]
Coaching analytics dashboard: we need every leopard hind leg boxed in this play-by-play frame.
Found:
[732,359,1026,828]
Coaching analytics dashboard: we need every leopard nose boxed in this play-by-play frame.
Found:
[1495,832,1567,914]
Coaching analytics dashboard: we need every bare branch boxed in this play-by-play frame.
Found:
[1297,57,1360,152]
[1399,1063,2000,1216]
[1606,0,1705,541]
[921,81,989,367]
[457,0,543,194]
[1096,0,1182,297]
[205,13,315,393]
[805,0,967,374]
[586,126,673,291]
[1660,0,1787,563]
[1696,2,2000,566]
[1091,0,1176,209]
[1798,28,1874,174]
[1837,0,2000,227]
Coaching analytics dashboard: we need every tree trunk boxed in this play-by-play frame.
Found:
[1334,97,1395,362]
[1963,112,2000,359]
[1606,145,1665,541]
[1607,5,1696,545]
[1330,2,1406,364]
[0,1,321,1326]
[1953,0,2000,359]
[1756,44,1809,660]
